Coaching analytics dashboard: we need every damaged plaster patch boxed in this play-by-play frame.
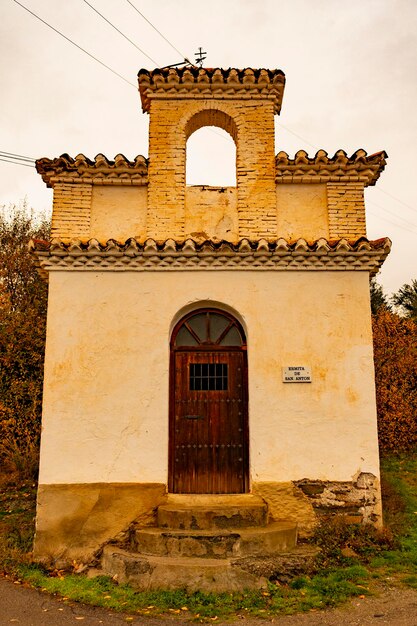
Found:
[294,472,381,524]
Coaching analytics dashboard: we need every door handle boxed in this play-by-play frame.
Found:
[183,415,204,420]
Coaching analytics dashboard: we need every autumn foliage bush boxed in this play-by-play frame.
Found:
[372,309,417,454]
[0,203,49,478]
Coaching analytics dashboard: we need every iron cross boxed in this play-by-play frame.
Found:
[195,47,207,67]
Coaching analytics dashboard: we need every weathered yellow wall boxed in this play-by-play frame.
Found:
[34,483,166,565]
[90,186,148,243]
[185,186,238,241]
[49,178,367,244]
[276,184,329,241]
[252,482,317,535]
[39,269,380,487]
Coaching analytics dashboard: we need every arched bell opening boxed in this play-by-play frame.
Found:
[169,308,249,494]
[185,109,237,188]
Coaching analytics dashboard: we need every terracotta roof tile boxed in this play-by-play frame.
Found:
[36,153,148,187]
[138,67,286,114]
[30,236,391,280]
[36,147,386,188]
[275,149,387,186]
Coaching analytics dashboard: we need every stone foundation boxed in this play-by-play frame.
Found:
[33,474,381,567]
[294,472,381,525]
[253,474,382,537]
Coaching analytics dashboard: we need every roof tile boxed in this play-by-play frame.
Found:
[276,149,387,186]
[138,67,286,114]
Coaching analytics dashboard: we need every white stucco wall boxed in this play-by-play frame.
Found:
[38,269,380,486]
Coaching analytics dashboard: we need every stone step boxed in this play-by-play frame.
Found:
[158,494,268,530]
[101,545,267,592]
[134,521,297,558]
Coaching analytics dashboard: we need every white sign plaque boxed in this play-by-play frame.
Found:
[282,366,312,383]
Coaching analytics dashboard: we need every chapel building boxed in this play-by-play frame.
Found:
[31,66,390,589]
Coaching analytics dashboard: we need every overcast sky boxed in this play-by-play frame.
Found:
[1,0,416,295]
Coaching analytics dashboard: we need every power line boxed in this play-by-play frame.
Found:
[125,0,189,63]
[6,1,417,219]
[1,147,415,235]
[367,208,417,234]
[1,143,414,234]
[375,186,417,215]
[16,2,415,221]
[0,156,35,168]
[277,122,417,217]
[12,0,136,88]
[0,150,35,163]
[276,122,318,151]
[82,0,159,65]
[367,198,417,230]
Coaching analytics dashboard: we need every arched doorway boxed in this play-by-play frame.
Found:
[169,308,249,494]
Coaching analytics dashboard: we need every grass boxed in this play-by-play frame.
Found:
[15,564,370,618]
[1,454,417,619]
[368,455,417,584]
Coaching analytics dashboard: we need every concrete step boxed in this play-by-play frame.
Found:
[233,544,320,582]
[101,545,267,592]
[158,494,268,530]
[134,521,297,558]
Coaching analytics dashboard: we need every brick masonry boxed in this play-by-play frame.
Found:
[147,99,277,241]
[51,183,92,240]
[49,178,369,243]
[327,182,366,239]
[43,71,383,245]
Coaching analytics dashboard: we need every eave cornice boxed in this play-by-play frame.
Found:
[36,153,148,188]
[138,67,286,114]
[275,149,387,187]
[35,148,386,189]
[30,237,391,280]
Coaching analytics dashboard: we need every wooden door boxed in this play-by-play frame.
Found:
[169,310,248,494]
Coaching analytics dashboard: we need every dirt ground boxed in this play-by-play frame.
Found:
[253,583,417,625]
[1,576,417,626]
